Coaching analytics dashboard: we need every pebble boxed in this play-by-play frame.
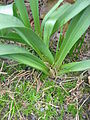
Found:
[88,76,90,84]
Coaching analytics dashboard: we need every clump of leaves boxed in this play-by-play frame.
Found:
[0,0,90,78]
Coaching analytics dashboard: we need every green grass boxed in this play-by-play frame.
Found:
[0,79,65,119]
[0,61,89,120]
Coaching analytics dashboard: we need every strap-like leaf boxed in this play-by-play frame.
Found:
[0,44,29,55]
[43,3,70,47]
[44,0,90,47]
[58,60,90,74]
[28,0,41,36]
[54,6,90,68]
[0,29,26,44]
[0,28,24,43]
[14,0,31,28]
[41,0,63,31]
[0,13,24,29]
[0,4,13,15]
[0,3,20,18]
[53,0,90,33]
[13,3,20,18]
[0,44,49,74]
[14,27,54,64]
[9,54,49,75]
[0,13,54,64]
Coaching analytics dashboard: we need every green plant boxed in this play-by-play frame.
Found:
[0,0,90,78]
[69,32,86,59]
[67,104,77,117]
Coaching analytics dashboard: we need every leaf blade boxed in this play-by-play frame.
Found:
[0,44,29,55]
[8,54,49,75]
[14,0,31,28]
[14,27,54,64]
[0,4,13,15]
[0,13,54,64]
[0,29,26,44]
[0,44,49,74]
[54,6,90,68]
[43,3,70,47]
[58,60,90,74]
[28,0,41,36]
[41,0,63,31]
[43,0,90,47]
[0,13,24,29]
[53,0,90,33]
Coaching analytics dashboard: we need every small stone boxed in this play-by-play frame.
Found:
[40,107,44,112]
[88,76,90,84]
[83,115,86,119]
[88,69,90,75]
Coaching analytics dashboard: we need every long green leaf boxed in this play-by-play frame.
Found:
[0,44,29,55]
[0,13,24,29]
[0,13,54,64]
[14,0,31,28]
[0,44,49,74]
[13,3,20,18]
[41,0,63,31]
[28,0,41,36]
[53,0,90,33]
[43,3,70,47]
[5,54,49,75]
[14,27,54,64]
[54,6,90,68]
[44,0,90,47]
[0,29,26,44]
[58,60,90,74]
